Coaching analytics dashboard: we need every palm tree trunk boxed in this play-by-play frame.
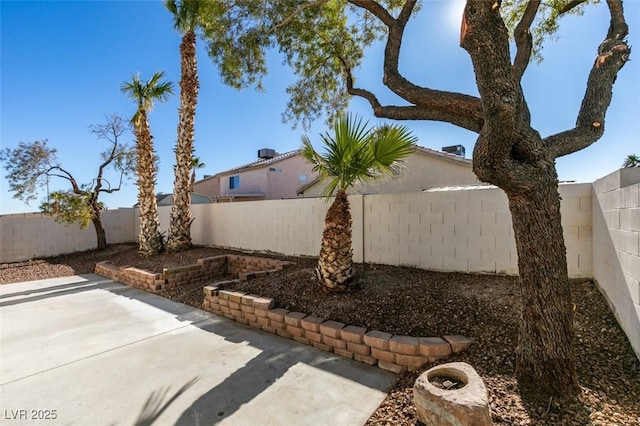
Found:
[135,110,163,256]
[316,189,355,293]
[167,30,199,252]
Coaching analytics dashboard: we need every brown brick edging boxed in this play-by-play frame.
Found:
[94,255,293,293]
[203,284,474,374]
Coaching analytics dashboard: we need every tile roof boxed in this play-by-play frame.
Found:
[219,149,301,174]
[424,184,494,192]
[414,145,472,165]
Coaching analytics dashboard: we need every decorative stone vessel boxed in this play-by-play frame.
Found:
[414,362,492,426]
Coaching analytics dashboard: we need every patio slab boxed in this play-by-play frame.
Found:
[0,274,396,425]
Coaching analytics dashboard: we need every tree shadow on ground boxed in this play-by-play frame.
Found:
[134,377,200,426]
[104,280,397,425]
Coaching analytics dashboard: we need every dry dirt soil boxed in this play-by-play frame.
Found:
[2,243,639,425]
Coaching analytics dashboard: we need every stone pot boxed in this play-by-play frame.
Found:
[413,362,492,426]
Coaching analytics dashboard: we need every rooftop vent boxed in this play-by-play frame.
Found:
[442,144,465,157]
[258,148,276,159]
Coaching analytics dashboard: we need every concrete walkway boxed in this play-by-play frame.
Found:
[0,274,396,425]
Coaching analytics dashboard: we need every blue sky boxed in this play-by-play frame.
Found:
[1,0,638,214]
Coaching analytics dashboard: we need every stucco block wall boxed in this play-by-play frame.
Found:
[361,183,592,277]
[181,197,367,261]
[0,208,135,263]
[593,168,640,359]
[154,183,592,279]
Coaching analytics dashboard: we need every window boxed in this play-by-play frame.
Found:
[299,174,308,182]
[229,175,240,189]
[269,167,282,173]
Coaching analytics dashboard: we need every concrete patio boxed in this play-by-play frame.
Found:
[0,274,396,425]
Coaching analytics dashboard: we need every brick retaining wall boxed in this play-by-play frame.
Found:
[95,254,472,372]
[202,284,473,373]
[95,255,293,292]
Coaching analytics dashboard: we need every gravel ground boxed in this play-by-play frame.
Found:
[2,243,639,425]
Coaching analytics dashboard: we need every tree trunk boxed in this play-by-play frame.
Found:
[167,30,199,252]
[507,169,579,395]
[91,213,107,250]
[135,110,163,256]
[316,189,356,293]
[456,0,588,395]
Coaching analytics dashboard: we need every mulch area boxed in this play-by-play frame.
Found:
[1,243,639,425]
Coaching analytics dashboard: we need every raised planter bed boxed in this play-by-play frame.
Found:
[95,253,473,373]
[202,282,473,373]
[95,254,293,292]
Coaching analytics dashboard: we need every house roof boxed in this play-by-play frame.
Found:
[195,150,301,184]
[133,192,213,207]
[424,181,579,193]
[224,149,301,173]
[296,175,323,195]
[424,184,493,192]
[296,145,471,195]
[414,145,472,165]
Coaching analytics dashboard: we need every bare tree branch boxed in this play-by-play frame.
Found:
[48,166,81,192]
[348,0,484,133]
[338,55,382,111]
[512,0,541,81]
[605,0,628,39]
[557,0,589,15]
[348,0,396,27]
[458,0,551,191]
[546,0,630,158]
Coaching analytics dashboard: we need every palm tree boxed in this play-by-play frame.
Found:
[165,0,203,252]
[121,72,174,256]
[190,155,206,191]
[622,154,640,168]
[301,113,417,293]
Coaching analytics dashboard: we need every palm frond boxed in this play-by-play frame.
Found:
[164,0,201,33]
[622,154,640,168]
[121,72,174,120]
[300,113,417,199]
[369,124,417,175]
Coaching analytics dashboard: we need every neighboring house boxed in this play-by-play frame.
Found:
[157,192,213,206]
[194,149,317,202]
[297,145,479,197]
[134,192,213,207]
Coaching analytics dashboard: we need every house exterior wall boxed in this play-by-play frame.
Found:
[219,167,268,197]
[266,154,316,199]
[299,151,479,197]
[194,153,317,201]
[592,168,640,359]
[193,175,220,198]
[0,208,136,263]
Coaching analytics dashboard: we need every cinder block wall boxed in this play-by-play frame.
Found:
[362,183,591,277]
[593,168,640,359]
[162,183,591,278]
[0,208,136,263]
[182,198,365,262]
